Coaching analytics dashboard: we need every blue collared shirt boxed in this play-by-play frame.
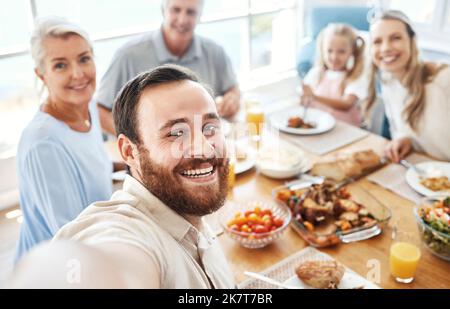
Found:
[96,27,237,109]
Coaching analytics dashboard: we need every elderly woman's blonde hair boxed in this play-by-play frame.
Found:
[30,16,93,74]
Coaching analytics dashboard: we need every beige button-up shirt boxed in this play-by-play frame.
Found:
[54,175,235,289]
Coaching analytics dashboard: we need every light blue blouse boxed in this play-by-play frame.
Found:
[15,101,112,262]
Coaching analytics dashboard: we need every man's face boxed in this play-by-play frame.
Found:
[134,80,228,217]
[162,0,200,44]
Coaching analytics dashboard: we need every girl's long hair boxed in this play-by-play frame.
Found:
[315,23,366,92]
[364,10,447,130]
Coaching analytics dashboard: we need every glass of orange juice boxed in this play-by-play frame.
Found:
[389,231,421,283]
[245,100,264,140]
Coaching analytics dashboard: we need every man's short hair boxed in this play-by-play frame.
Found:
[161,0,204,12]
[113,64,207,144]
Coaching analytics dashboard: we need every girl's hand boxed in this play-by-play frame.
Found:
[384,137,413,163]
[302,84,314,97]
[299,83,314,106]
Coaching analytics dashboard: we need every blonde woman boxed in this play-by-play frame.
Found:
[366,10,450,162]
[15,17,117,262]
[301,23,367,126]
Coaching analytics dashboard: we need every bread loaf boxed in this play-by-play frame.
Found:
[311,150,380,181]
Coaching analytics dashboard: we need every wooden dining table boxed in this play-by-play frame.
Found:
[105,122,450,289]
[217,131,450,289]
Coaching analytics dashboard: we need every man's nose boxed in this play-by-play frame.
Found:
[191,132,215,159]
[178,11,190,25]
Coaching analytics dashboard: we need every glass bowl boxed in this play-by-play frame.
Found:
[221,200,292,249]
[414,197,450,262]
[272,184,391,247]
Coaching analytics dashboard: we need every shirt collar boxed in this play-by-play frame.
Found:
[122,175,214,245]
[152,27,202,64]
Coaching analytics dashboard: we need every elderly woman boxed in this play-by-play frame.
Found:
[15,17,115,262]
[365,10,450,162]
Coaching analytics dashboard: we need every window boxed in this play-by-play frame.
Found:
[0,0,32,54]
[388,0,436,25]
[0,0,301,158]
[384,0,450,54]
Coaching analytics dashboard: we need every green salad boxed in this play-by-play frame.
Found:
[417,197,450,259]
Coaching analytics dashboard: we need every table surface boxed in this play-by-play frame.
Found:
[105,127,450,289]
[216,132,450,289]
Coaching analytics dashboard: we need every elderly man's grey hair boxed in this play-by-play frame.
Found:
[161,0,204,13]
[30,16,93,74]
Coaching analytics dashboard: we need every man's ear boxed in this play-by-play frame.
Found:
[117,134,139,168]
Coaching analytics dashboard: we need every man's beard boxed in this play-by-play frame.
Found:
[137,147,229,217]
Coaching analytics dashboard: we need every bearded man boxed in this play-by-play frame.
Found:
[12,64,235,289]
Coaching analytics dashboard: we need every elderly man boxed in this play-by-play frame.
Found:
[97,0,241,135]
[11,65,235,288]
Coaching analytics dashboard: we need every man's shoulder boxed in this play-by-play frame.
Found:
[54,189,170,246]
[196,35,226,55]
[114,31,157,59]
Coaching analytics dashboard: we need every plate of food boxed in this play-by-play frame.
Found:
[273,180,391,247]
[257,141,312,179]
[234,140,257,175]
[284,260,379,289]
[405,161,450,197]
[269,106,336,135]
[239,247,380,289]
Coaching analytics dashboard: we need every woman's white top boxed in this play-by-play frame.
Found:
[380,66,450,161]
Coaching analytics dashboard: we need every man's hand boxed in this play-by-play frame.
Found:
[216,86,240,118]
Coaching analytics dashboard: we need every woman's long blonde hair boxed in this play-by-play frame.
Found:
[364,10,447,131]
[315,23,366,91]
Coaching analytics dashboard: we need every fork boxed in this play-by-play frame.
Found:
[302,96,312,121]
[399,159,427,177]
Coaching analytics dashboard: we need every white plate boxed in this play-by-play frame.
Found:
[235,155,256,175]
[283,270,380,289]
[405,161,450,197]
[234,140,257,175]
[269,106,336,135]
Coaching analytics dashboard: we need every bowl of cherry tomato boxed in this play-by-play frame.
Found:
[221,201,292,248]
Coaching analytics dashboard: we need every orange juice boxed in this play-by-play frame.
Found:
[246,107,265,136]
[389,242,421,283]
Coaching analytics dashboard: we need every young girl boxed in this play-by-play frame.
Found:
[301,23,367,127]
[366,10,450,162]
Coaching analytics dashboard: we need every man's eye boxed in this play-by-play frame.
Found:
[169,129,185,138]
[203,124,218,136]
